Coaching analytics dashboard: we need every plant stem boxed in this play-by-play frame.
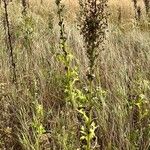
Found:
[3,0,17,83]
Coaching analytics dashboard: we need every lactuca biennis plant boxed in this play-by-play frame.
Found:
[128,79,150,149]
[78,0,108,149]
[79,0,108,82]
[18,101,45,150]
[78,107,98,150]
[55,2,98,149]
[56,0,86,108]
[18,78,45,150]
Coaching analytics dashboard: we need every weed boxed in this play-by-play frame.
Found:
[56,0,79,108]
[79,0,108,81]
[78,0,109,149]
[0,0,150,149]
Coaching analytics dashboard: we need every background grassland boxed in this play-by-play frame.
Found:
[0,0,150,150]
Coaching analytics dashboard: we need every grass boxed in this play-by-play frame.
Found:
[0,0,150,149]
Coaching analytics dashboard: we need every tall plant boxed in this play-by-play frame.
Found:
[78,0,108,149]
[3,0,17,83]
[79,0,108,89]
[56,0,83,108]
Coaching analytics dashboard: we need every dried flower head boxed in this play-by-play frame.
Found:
[79,0,108,77]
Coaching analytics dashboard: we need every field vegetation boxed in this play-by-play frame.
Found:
[0,0,150,149]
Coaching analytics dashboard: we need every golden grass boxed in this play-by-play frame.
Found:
[0,0,150,149]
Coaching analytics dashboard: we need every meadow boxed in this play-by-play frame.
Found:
[0,0,150,149]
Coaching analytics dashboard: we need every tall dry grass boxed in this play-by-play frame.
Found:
[0,0,150,149]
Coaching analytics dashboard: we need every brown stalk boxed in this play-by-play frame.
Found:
[3,0,17,83]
